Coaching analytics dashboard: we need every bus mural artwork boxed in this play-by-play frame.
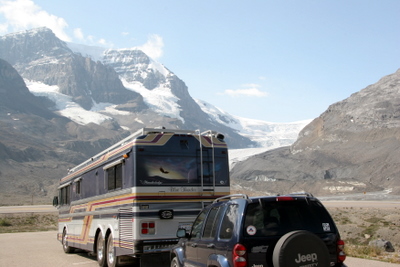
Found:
[53,127,230,267]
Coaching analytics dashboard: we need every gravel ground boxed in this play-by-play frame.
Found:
[323,201,400,264]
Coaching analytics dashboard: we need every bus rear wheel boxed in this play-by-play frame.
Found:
[96,233,107,267]
[106,233,120,267]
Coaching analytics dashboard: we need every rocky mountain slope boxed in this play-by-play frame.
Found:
[0,28,308,204]
[231,69,400,197]
[0,28,257,148]
[0,58,128,203]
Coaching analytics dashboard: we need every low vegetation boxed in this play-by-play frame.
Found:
[0,213,57,233]
[327,206,400,264]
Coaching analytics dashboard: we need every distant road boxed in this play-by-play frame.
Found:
[322,200,400,209]
[0,205,57,214]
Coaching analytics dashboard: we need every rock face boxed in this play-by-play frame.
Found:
[0,28,143,110]
[0,59,129,204]
[0,58,55,118]
[103,49,165,90]
[369,239,395,252]
[231,69,400,196]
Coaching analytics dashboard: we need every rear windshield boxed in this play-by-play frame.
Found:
[243,199,335,237]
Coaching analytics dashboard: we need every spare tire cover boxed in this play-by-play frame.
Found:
[272,230,330,267]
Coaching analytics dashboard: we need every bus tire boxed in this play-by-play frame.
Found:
[96,233,107,267]
[106,233,120,267]
[62,229,75,253]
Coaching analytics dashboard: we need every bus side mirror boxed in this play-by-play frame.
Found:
[53,196,59,207]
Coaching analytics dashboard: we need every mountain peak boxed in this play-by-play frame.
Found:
[102,48,170,90]
[0,27,70,66]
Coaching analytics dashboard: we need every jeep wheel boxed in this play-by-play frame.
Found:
[272,230,330,267]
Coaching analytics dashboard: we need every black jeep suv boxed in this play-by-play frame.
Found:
[171,193,346,267]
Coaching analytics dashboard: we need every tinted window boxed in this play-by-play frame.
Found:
[115,164,122,188]
[219,204,238,239]
[203,156,230,187]
[191,209,208,239]
[244,200,335,237]
[75,180,81,195]
[136,154,229,186]
[107,163,123,191]
[59,185,70,205]
[137,156,198,185]
[203,206,224,239]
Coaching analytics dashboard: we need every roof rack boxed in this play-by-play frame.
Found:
[288,192,314,198]
[213,194,250,203]
[142,127,196,135]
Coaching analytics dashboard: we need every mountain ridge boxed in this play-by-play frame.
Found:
[231,69,400,197]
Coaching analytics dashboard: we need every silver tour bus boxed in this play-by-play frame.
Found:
[54,127,230,266]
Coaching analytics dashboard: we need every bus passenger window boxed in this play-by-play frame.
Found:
[75,180,81,195]
[60,185,70,205]
[107,163,123,191]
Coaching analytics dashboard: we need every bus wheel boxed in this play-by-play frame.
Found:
[96,233,107,267]
[62,229,75,253]
[106,233,119,267]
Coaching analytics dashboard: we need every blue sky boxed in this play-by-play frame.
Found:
[0,0,399,122]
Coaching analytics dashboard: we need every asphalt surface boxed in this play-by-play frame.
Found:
[0,231,99,267]
[0,230,399,266]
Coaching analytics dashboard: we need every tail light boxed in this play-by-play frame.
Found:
[337,239,346,262]
[141,221,155,235]
[233,243,247,267]
[276,196,294,201]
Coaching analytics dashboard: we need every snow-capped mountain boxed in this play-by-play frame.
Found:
[67,41,310,149]
[7,27,399,202]
[0,27,308,150]
[195,99,311,148]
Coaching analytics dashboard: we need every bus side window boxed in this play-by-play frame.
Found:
[76,180,81,194]
[74,178,81,197]
[107,163,123,191]
[59,185,71,206]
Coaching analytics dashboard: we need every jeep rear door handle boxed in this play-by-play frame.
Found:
[207,243,215,248]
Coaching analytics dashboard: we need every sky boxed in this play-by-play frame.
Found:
[0,0,399,122]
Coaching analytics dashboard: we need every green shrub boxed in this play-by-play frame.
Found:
[0,218,12,226]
